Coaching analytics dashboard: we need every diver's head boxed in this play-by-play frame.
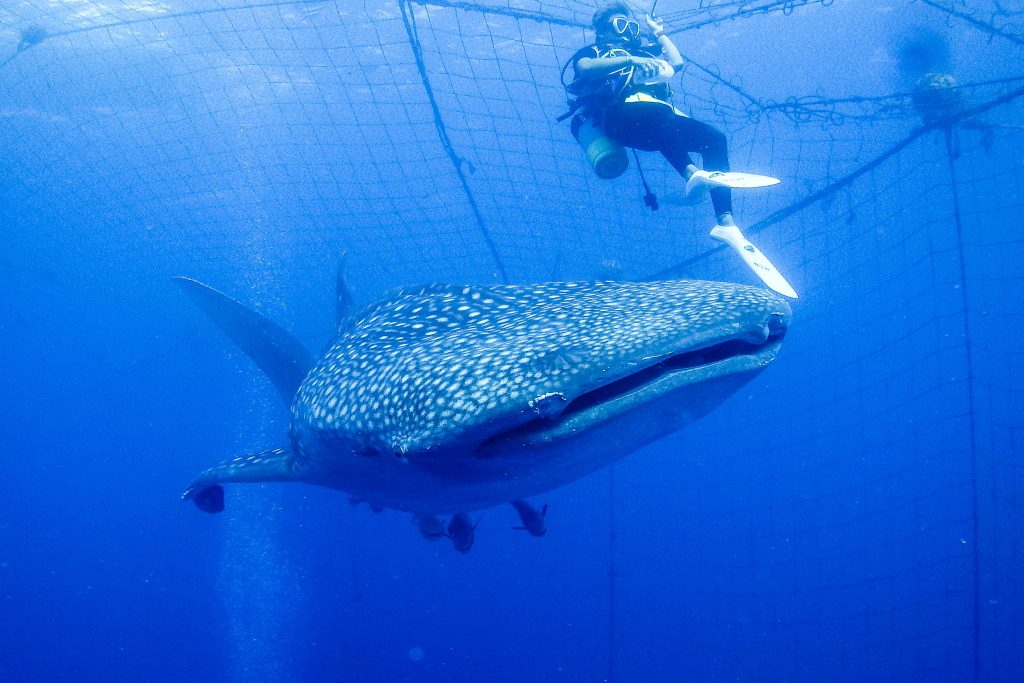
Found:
[593,1,640,44]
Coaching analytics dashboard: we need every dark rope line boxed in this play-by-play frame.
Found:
[920,0,1024,47]
[743,129,925,234]
[0,0,825,61]
[644,82,1024,281]
[945,128,982,683]
[663,0,834,34]
[759,73,1024,122]
[1,0,765,127]
[678,51,764,110]
[954,81,1024,126]
[0,0,346,73]
[49,0,323,36]
[0,50,22,69]
[409,0,588,28]
[409,0,820,33]
[781,75,1024,107]
[643,127,925,280]
[399,0,509,283]
[0,0,582,71]
[0,0,830,74]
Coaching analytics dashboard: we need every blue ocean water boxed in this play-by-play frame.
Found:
[1,1,1022,681]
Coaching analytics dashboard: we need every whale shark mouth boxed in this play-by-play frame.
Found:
[562,334,785,419]
[479,317,788,449]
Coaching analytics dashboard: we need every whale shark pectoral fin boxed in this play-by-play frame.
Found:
[173,276,314,405]
[182,446,296,512]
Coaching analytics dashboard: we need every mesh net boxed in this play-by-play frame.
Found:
[2,0,1022,680]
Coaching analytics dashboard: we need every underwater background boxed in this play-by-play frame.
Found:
[1,1,1022,681]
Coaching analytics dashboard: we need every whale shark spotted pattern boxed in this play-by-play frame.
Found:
[297,281,772,456]
[179,278,790,515]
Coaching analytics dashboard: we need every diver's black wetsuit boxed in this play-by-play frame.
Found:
[572,43,733,217]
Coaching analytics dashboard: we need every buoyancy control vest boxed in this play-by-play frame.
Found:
[560,43,673,180]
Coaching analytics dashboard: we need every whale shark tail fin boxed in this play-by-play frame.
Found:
[182,446,296,513]
[173,276,314,405]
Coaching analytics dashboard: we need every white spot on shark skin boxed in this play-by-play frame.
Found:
[272,279,787,508]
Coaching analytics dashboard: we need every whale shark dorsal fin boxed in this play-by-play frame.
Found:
[173,276,314,405]
[336,251,356,326]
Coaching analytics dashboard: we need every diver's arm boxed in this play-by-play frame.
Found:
[576,55,662,79]
[646,15,684,70]
[576,55,633,76]
[654,35,683,69]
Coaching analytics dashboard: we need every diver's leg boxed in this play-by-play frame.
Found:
[660,116,734,223]
[683,118,730,173]
[602,102,668,151]
[605,105,733,223]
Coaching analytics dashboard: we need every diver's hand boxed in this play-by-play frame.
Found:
[646,14,666,37]
[629,56,662,81]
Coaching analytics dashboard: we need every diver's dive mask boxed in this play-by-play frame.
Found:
[611,16,641,38]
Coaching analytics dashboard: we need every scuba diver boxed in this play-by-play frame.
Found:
[563,1,798,299]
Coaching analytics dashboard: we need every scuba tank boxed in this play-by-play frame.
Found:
[571,115,628,179]
[561,41,669,181]
[560,44,647,181]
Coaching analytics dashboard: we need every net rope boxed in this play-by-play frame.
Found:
[2,1,1021,679]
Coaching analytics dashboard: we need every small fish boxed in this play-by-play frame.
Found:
[510,500,547,537]
[447,513,479,553]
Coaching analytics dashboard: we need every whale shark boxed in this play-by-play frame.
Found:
[176,277,790,516]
